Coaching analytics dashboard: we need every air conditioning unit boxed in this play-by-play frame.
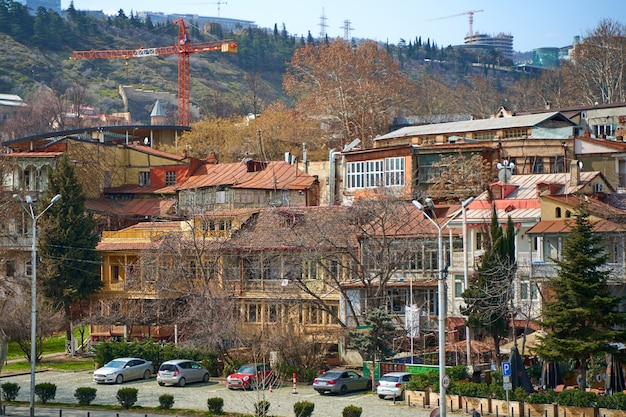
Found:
[594,183,604,193]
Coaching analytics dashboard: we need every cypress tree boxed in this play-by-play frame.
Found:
[38,154,102,339]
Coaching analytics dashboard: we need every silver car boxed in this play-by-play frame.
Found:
[376,371,412,400]
[157,359,210,387]
[93,357,153,384]
[313,369,372,395]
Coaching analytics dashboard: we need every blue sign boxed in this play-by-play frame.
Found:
[502,361,511,377]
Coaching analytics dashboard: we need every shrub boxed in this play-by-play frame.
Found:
[448,381,491,398]
[407,370,439,391]
[556,389,597,407]
[274,362,318,384]
[34,383,56,404]
[255,400,270,417]
[116,387,138,409]
[513,386,529,402]
[526,390,557,404]
[293,400,315,417]
[207,397,224,413]
[342,405,363,417]
[597,392,626,410]
[448,365,470,381]
[74,387,97,405]
[158,393,174,410]
[1,382,20,401]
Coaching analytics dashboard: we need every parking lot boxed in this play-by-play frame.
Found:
[0,370,437,417]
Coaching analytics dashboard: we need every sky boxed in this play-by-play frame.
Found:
[63,0,626,52]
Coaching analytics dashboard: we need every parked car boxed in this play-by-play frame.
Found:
[376,371,412,400]
[313,369,372,395]
[93,357,153,384]
[226,363,275,390]
[156,359,210,387]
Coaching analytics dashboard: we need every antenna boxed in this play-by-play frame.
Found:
[319,8,328,39]
[211,0,227,17]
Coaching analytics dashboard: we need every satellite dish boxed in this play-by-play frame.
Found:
[578,161,583,169]
[144,137,150,145]
[498,168,512,183]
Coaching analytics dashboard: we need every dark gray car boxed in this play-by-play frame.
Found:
[313,369,372,395]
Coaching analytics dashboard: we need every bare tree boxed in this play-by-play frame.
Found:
[284,39,417,148]
[567,19,626,105]
[429,152,494,202]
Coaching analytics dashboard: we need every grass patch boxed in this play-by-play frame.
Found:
[3,358,95,373]
[6,326,90,360]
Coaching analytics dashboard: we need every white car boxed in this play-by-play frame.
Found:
[376,371,412,400]
[93,357,153,384]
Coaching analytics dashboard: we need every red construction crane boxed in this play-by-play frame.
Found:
[70,19,238,126]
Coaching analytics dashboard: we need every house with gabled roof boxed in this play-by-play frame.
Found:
[442,161,619,350]
[176,158,320,213]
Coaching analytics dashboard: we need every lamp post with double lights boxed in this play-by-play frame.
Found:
[13,193,62,417]
[412,197,474,417]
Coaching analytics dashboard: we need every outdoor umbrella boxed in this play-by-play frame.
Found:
[509,346,534,394]
[605,354,625,395]
[541,361,563,390]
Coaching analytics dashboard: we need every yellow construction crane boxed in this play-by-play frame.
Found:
[427,9,484,43]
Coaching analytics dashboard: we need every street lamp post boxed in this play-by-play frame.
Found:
[13,193,61,417]
[413,197,473,417]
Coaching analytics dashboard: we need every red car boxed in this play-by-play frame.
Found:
[226,363,275,390]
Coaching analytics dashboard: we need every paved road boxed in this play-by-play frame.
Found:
[0,370,442,417]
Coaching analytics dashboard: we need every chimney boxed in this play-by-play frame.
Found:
[570,160,581,187]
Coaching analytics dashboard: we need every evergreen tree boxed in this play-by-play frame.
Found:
[38,154,102,338]
[535,203,626,389]
[462,207,516,361]
[348,308,395,361]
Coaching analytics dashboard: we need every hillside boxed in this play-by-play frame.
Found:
[0,2,537,126]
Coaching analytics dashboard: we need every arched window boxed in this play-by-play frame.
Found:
[565,210,572,218]
[555,207,562,218]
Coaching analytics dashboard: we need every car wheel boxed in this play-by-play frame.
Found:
[317,391,325,395]
[379,394,385,399]
[399,390,405,401]
[143,370,151,379]
[340,385,348,395]
[202,373,209,383]
[178,377,186,387]
[116,375,124,384]
[158,382,165,386]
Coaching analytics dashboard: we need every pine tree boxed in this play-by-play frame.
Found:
[38,154,102,338]
[535,203,626,389]
[462,207,516,360]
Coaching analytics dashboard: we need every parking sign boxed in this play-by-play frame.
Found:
[501,361,511,377]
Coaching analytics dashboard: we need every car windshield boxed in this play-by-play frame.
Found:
[237,365,257,374]
[159,364,177,372]
[105,360,126,368]
[380,375,400,382]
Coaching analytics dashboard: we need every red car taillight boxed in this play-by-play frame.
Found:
[313,379,319,383]
[395,383,402,388]
[377,382,381,386]
[328,380,336,385]
[174,369,179,376]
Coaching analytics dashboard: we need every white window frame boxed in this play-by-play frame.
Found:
[346,157,405,190]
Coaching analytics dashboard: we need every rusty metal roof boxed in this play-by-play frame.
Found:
[526,218,626,234]
[86,197,177,218]
[178,160,317,191]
